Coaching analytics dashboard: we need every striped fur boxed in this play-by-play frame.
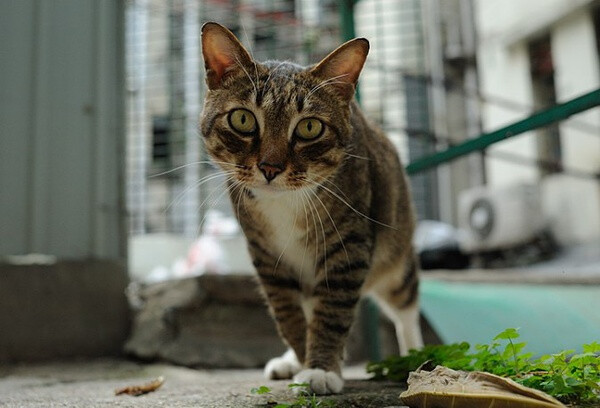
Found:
[200,22,422,393]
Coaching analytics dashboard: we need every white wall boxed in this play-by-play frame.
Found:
[552,9,600,173]
[477,39,539,186]
[474,0,600,244]
[550,9,600,244]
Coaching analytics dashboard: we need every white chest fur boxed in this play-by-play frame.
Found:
[251,189,316,288]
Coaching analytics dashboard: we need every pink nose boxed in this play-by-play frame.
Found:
[258,162,284,182]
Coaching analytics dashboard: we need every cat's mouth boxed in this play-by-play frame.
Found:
[248,178,311,193]
[253,182,288,192]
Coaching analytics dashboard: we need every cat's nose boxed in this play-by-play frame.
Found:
[258,161,284,182]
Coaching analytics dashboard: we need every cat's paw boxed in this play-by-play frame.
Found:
[264,349,302,380]
[293,369,344,395]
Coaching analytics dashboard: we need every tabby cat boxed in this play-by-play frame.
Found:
[200,22,423,395]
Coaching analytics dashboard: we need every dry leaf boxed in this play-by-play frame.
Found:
[400,366,566,408]
[115,376,165,396]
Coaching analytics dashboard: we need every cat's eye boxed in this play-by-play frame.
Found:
[228,109,257,135]
[295,118,324,140]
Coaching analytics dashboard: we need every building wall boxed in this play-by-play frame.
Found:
[475,0,600,182]
[0,0,129,361]
[0,0,125,259]
[552,9,600,173]
[474,0,600,244]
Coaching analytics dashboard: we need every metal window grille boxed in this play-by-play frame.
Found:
[125,0,434,246]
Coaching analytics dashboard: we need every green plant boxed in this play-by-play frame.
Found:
[250,383,335,408]
[367,328,600,405]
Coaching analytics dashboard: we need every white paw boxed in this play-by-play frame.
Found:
[264,349,302,380]
[293,368,344,395]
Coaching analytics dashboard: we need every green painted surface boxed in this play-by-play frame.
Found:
[406,88,600,174]
[420,279,600,355]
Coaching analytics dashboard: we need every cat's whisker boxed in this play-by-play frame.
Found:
[305,74,349,102]
[311,189,351,270]
[300,188,319,278]
[149,160,243,178]
[307,73,349,94]
[233,183,246,221]
[343,152,371,161]
[239,23,261,94]
[261,61,288,97]
[306,179,398,231]
[240,23,256,60]
[224,180,246,231]
[306,81,347,102]
[253,61,260,99]
[233,54,258,99]
[164,170,236,214]
[194,177,231,237]
[305,188,329,289]
[298,190,311,284]
[193,174,241,237]
[310,173,352,202]
[273,193,300,275]
[196,175,248,238]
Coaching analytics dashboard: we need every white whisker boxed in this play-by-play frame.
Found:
[194,177,232,237]
[195,176,242,237]
[149,160,243,178]
[343,152,371,161]
[165,170,235,213]
[298,190,311,283]
[301,189,320,277]
[273,194,299,275]
[305,188,328,289]
[306,179,398,230]
[305,74,349,102]
[310,173,352,202]
[233,55,258,99]
[312,190,351,269]
[261,61,288,96]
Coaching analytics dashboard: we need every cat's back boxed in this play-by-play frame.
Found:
[345,102,416,270]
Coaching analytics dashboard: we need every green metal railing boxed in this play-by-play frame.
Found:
[406,88,600,175]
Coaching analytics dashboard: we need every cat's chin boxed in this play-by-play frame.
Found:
[251,182,302,193]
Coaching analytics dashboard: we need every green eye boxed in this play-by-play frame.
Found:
[295,118,324,140]
[228,109,257,134]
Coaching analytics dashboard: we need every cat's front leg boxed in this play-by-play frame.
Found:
[254,264,307,379]
[294,260,369,394]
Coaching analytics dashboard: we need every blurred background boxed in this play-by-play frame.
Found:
[1,0,599,365]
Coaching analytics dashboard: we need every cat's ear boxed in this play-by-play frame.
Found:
[309,38,369,101]
[201,22,254,90]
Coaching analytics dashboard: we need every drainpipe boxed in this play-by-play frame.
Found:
[339,0,361,103]
[459,0,485,187]
[183,0,201,237]
[339,0,380,362]
[126,0,149,235]
[423,0,453,224]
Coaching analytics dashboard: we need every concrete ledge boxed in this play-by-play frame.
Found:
[0,260,130,362]
[124,274,441,368]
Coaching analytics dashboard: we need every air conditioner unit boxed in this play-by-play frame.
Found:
[458,184,546,253]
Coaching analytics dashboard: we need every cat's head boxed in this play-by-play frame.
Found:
[200,22,369,193]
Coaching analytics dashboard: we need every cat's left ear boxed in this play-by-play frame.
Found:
[201,22,254,90]
[310,38,369,102]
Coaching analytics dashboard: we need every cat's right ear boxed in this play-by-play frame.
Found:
[201,22,254,90]
[310,38,369,102]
